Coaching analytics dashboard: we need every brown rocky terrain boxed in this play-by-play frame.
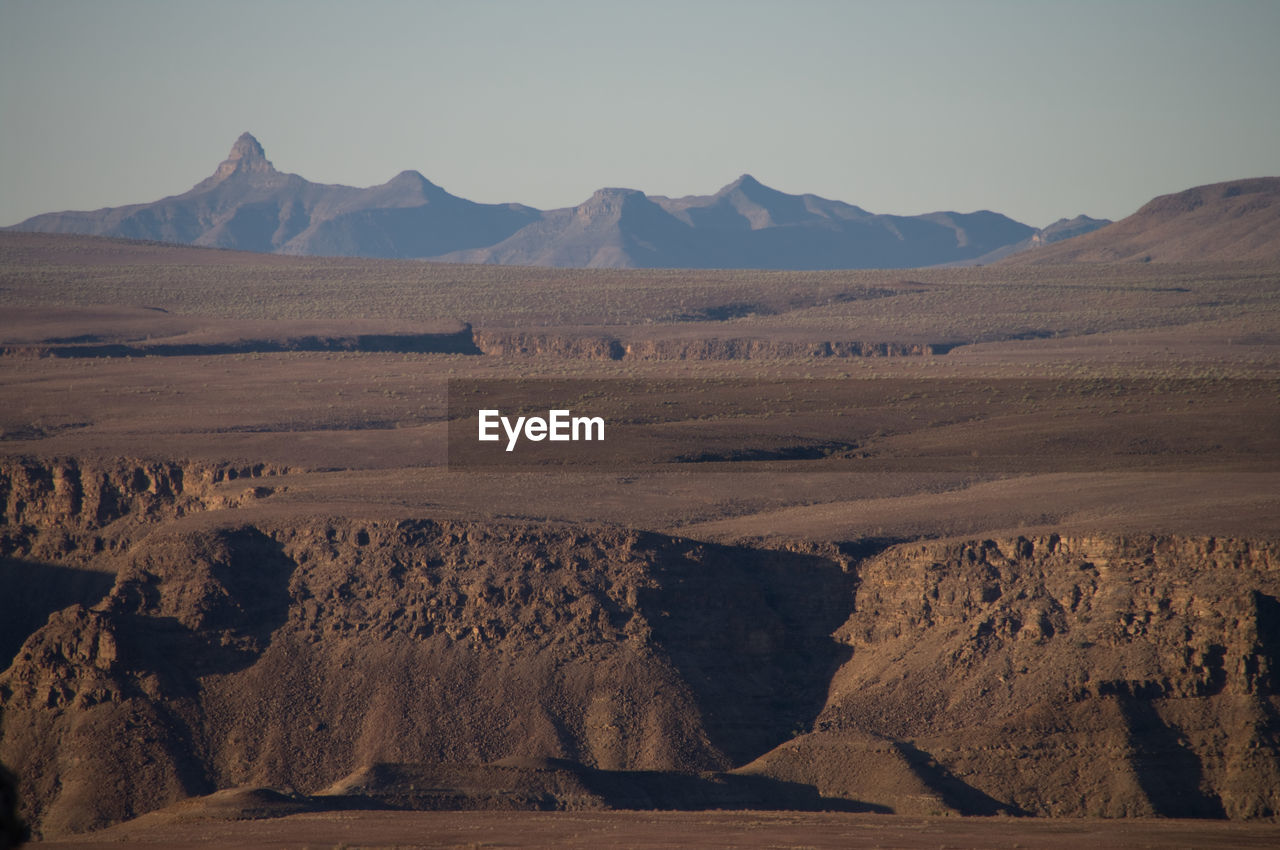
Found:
[1,231,1278,846]
[3,456,1279,836]
[471,329,946,360]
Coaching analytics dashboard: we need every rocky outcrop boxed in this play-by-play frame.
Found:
[472,330,948,360]
[0,456,289,567]
[803,536,1280,818]
[3,507,1278,834]
[205,132,278,185]
[3,322,942,361]
[1,456,286,529]
[472,331,627,360]
[620,338,946,359]
[0,519,854,837]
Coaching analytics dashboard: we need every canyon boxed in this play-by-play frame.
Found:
[1,229,1278,846]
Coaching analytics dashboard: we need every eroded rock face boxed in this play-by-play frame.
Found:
[0,518,854,836]
[0,456,289,564]
[471,330,944,360]
[1,457,290,529]
[210,132,277,183]
[2,507,1278,835]
[834,537,1279,723]
[809,536,1280,818]
[2,458,192,531]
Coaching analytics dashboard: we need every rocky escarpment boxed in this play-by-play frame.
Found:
[1,456,288,562]
[2,517,1278,836]
[0,457,290,676]
[746,536,1280,818]
[2,324,947,361]
[3,328,482,359]
[472,330,949,360]
[0,519,854,837]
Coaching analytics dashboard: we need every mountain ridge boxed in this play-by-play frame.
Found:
[12,133,541,260]
[1002,177,1280,264]
[3,132,1127,268]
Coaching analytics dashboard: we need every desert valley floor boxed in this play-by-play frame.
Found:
[1,232,1279,847]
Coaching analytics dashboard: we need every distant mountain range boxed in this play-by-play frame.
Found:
[8,132,1116,269]
[10,134,541,260]
[952,215,1112,266]
[1002,177,1280,264]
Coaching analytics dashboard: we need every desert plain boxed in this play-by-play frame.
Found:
[1,230,1279,848]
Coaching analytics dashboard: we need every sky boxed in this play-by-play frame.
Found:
[2,0,1278,228]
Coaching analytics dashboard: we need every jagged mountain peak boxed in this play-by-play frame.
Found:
[208,132,278,184]
[228,132,266,162]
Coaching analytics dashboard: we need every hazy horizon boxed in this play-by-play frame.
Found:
[2,0,1278,229]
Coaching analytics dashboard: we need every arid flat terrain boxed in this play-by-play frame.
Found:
[31,809,1280,850]
[1,231,1278,846]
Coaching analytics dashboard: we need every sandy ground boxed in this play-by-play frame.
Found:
[33,809,1280,849]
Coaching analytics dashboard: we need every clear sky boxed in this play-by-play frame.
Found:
[2,0,1278,228]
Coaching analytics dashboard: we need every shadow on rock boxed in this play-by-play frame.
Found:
[633,533,858,766]
[893,741,1029,816]
[0,558,114,671]
[104,526,298,679]
[1118,697,1226,818]
[576,767,891,813]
